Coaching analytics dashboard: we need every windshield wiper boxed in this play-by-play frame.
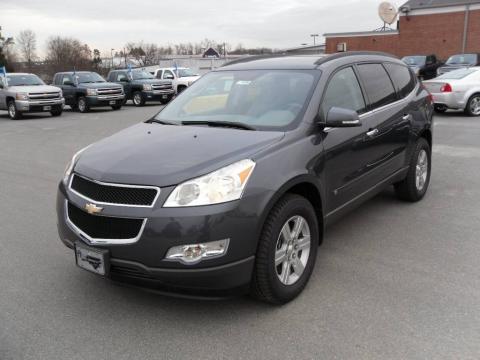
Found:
[147,119,179,125]
[181,120,256,131]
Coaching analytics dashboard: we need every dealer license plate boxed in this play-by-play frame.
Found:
[109,100,116,105]
[43,106,51,111]
[75,243,108,276]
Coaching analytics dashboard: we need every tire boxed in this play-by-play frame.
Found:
[132,91,145,106]
[434,105,447,114]
[177,86,187,94]
[7,100,22,120]
[111,105,122,110]
[50,108,63,117]
[77,97,90,113]
[464,94,480,116]
[251,194,319,304]
[394,138,431,202]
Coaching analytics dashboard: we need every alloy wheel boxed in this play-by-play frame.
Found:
[275,215,311,286]
[134,93,142,105]
[8,103,16,118]
[78,99,86,112]
[415,149,429,191]
[470,96,480,115]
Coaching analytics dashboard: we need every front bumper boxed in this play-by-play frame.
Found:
[86,95,125,107]
[431,92,466,110]
[15,98,64,112]
[56,179,264,296]
[142,89,175,102]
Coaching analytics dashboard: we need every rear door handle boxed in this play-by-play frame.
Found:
[366,128,379,137]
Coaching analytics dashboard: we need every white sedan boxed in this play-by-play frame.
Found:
[423,67,480,116]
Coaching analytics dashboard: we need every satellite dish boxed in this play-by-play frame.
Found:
[378,1,398,25]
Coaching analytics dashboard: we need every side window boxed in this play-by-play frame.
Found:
[384,63,416,99]
[321,66,366,118]
[163,70,175,80]
[116,72,128,82]
[357,63,397,109]
[156,70,163,79]
[62,75,73,85]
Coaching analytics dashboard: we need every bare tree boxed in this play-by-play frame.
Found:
[16,29,37,70]
[45,36,93,74]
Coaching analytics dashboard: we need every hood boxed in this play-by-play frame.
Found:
[131,79,172,86]
[178,76,200,82]
[9,85,61,94]
[75,123,284,186]
[78,82,122,89]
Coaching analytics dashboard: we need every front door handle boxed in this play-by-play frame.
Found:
[366,128,379,137]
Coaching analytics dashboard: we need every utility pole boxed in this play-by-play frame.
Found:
[111,48,115,69]
[310,34,319,46]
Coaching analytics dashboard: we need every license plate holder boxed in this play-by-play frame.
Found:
[75,242,109,276]
[162,95,168,99]
[109,100,116,105]
[43,106,52,111]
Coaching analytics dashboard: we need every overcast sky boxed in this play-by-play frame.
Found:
[2,0,403,57]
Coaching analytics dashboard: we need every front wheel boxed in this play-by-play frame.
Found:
[8,101,22,120]
[132,91,145,106]
[394,138,431,202]
[50,108,63,117]
[77,97,90,113]
[251,194,319,304]
[465,94,480,116]
[160,96,173,105]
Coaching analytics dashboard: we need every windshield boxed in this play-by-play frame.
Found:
[402,56,426,66]
[446,54,477,65]
[132,70,154,80]
[155,70,318,131]
[6,74,45,86]
[178,68,199,77]
[437,68,477,80]
[75,72,106,83]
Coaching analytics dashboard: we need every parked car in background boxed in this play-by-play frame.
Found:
[57,52,433,304]
[52,71,124,113]
[0,73,64,120]
[436,53,480,76]
[423,67,480,115]
[107,69,175,106]
[402,54,442,80]
[151,67,200,94]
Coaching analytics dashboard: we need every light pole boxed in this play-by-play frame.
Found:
[310,34,319,46]
[111,48,115,69]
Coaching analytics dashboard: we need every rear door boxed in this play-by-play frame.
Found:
[321,65,378,211]
[356,62,413,183]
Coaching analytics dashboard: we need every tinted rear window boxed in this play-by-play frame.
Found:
[357,64,397,109]
[384,63,416,98]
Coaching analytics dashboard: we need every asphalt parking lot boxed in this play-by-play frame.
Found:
[0,105,479,360]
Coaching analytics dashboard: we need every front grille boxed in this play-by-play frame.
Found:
[67,202,144,240]
[97,87,123,96]
[152,84,173,91]
[70,174,159,206]
[29,92,62,100]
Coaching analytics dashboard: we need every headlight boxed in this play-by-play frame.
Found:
[164,159,255,207]
[63,146,90,183]
[16,92,29,100]
[86,88,97,96]
[143,84,153,91]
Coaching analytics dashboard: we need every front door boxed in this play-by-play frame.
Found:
[59,74,76,105]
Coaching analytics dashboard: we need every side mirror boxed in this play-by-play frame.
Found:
[120,78,129,82]
[64,80,75,86]
[324,107,362,128]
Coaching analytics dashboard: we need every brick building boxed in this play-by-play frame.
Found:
[325,0,480,60]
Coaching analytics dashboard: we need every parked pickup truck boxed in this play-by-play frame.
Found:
[402,54,443,80]
[52,71,125,113]
[436,53,480,76]
[107,69,175,106]
[0,73,64,120]
[151,67,200,94]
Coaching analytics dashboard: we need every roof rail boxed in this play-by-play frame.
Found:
[221,54,288,67]
[314,51,399,66]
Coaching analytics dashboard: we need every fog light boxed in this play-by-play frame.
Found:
[165,239,229,265]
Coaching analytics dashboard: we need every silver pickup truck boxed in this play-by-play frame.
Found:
[0,73,64,120]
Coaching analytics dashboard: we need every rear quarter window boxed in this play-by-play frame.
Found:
[357,63,397,109]
[384,63,416,98]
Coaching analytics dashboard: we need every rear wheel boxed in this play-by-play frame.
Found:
[465,94,480,116]
[77,97,90,113]
[251,194,319,304]
[394,138,431,202]
[133,91,145,106]
[8,101,22,120]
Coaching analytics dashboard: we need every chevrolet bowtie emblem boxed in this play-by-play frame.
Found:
[85,203,103,215]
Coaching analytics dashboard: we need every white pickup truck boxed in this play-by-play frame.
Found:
[150,67,200,94]
[0,73,64,120]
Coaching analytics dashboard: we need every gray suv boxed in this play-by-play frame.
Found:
[0,73,64,120]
